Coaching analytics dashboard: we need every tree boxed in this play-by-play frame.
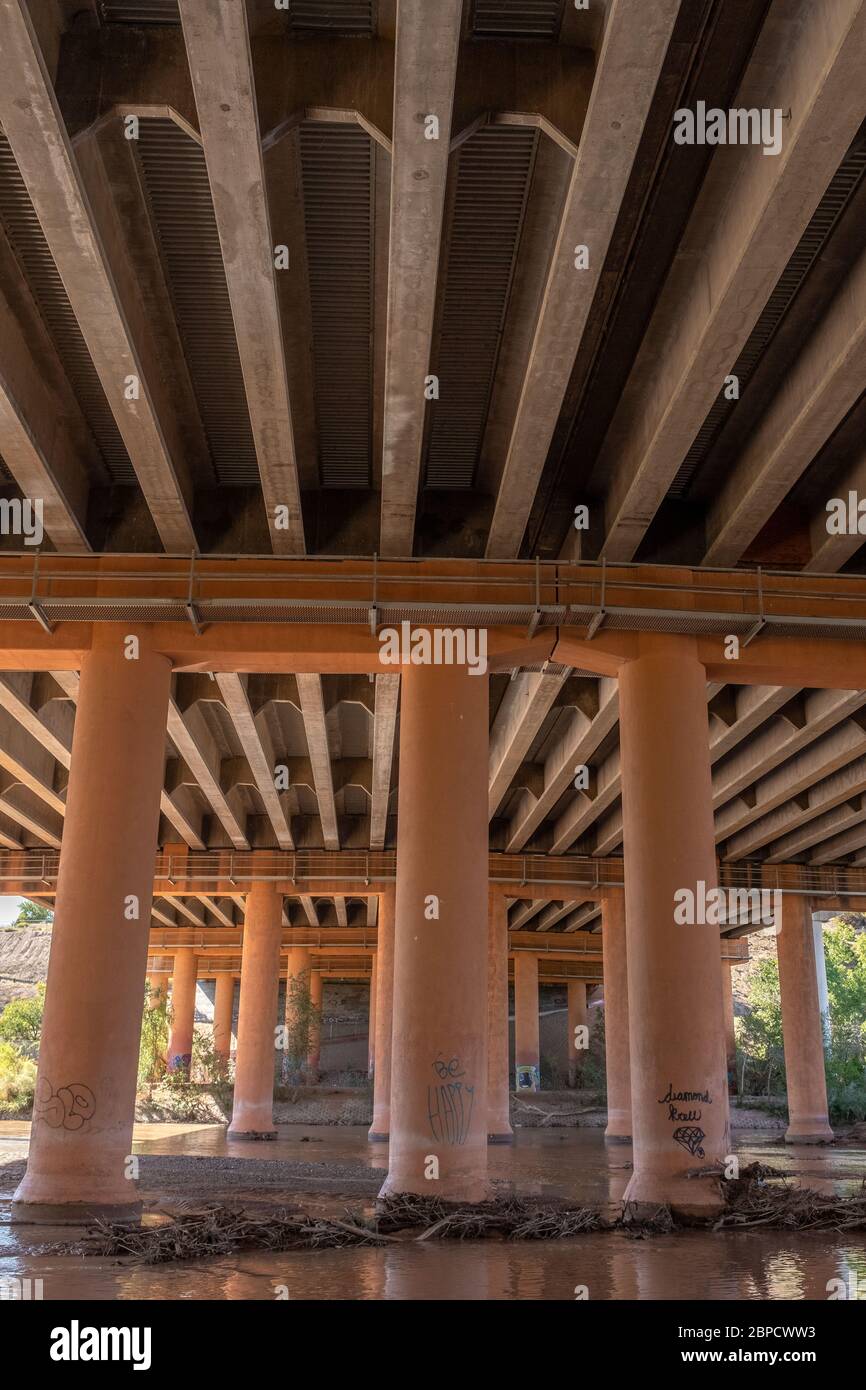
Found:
[281,970,320,1083]
[11,899,52,927]
[0,984,44,1051]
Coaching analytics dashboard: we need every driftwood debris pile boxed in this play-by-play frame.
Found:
[45,1163,866,1265]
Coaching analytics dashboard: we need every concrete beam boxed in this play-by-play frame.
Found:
[599,0,866,560]
[370,673,398,850]
[706,243,866,565]
[489,667,570,818]
[0,0,197,551]
[0,229,91,548]
[166,697,249,850]
[485,0,682,557]
[178,0,304,552]
[378,0,463,555]
[215,673,293,850]
[295,674,339,850]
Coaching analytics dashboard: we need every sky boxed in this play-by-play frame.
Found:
[0,896,25,925]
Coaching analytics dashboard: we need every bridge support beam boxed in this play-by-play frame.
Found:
[619,636,728,1217]
[167,948,197,1075]
[603,892,631,1141]
[567,981,588,1089]
[777,897,834,1143]
[369,886,395,1141]
[213,973,235,1066]
[487,890,513,1141]
[229,882,281,1140]
[514,952,540,1093]
[12,628,171,1223]
[381,666,489,1201]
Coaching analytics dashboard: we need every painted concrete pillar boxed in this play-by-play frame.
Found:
[777,896,833,1143]
[601,892,631,1140]
[12,627,171,1223]
[721,959,738,1095]
[145,973,169,1009]
[307,970,323,1076]
[285,945,311,1020]
[167,948,197,1075]
[229,881,281,1140]
[487,889,513,1141]
[513,952,540,1092]
[567,981,588,1089]
[619,635,728,1216]
[213,973,235,1066]
[369,888,395,1140]
[380,664,489,1201]
[367,951,377,1078]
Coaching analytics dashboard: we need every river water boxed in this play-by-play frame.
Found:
[1,1122,864,1301]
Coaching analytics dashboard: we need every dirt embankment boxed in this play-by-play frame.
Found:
[0,927,51,1007]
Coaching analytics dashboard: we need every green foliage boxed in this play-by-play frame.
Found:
[281,970,320,1082]
[138,983,169,1084]
[0,984,44,1053]
[736,921,866,1121]
[11,899,52,927]
[0,1040,37,1113]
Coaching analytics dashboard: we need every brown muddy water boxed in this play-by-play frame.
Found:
[1,1123,865,1301]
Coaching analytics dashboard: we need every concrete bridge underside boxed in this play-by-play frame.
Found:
[0,0,862,1221]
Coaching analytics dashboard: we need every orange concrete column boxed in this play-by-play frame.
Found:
[513,952,540,1091]
[487,889,513,1142]
[721,959,738,1096]
[380,664,489,1201]
[213,973,235,1066]
[367,951,377,1078]
[12,627,171,1223]
[146,973,169,1009]
[229,881,281,1140]
[307,969,323,1077]
[167,948,197,1075]
[567,981,588,1089]
[369,884,395,1141]
[285,945,311,1019]
[777,896,833,1143]
[602,892,631,1141]
[619,635,728,1216]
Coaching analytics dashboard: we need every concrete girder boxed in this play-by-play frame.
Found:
[370,673,398,849]
[488,667,571,819]
[0,0,197,551]
[166,696,249,850]
[215,673,293,850]
[0,228,91,548]
[485,0,682,558]
[378,0,463,556]
[599,0,866,561]
[504,677,618,850]
[725,753,866,860]
[178,0,305,552]
[705,242,866,565]
[295,674,339,851]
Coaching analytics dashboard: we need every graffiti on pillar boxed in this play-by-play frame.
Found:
[34,1077,96,1132]
[427,1054,475,1145]
[515,1064,540,1092]
[658,1082,712,1158]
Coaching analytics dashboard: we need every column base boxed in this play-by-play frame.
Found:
[605,1110,632,1143]
[367,1130,389,1143]
[228,1128,277,1141]
[785,1120,834,1144]
[11,1197,143,1226]
[623,1169,724,1221]
[378,1175,492,1203]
